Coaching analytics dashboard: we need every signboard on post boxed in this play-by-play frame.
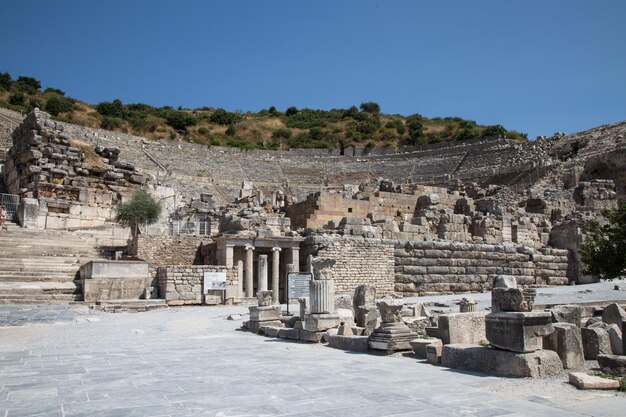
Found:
[288,272,311,299]
[203,272,227,292]
[287,272,312,315]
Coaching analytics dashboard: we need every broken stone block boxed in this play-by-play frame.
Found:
[550,305,582,328]
[426,343,443,365]
[568,372,620,390]
[581,327,612,359]
[602,302,626,327]
[334,294,353,312]
[259,325,282,337]
[492,288,536,313]
[337,308,355,327]
[438,312,486,345]
[353,284,376,310]
[442,344,563,378]
[299,330,325,343]
[356,304,380,335]
[542,323,584,369]
[247,320,282,333]
[485,312,554,353]
[597,354,626,376]
[402,316,430,336]
[607,324,623,355]
[278,328,300,340]
[248,305,281,322]
[303,313,341,332]
[227,314,242,321]
[410,338,443,359]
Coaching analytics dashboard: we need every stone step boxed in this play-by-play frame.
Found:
[0,294,83,304]
[0,276,79,283]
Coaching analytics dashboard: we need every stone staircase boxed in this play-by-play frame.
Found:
[0,223,108,304]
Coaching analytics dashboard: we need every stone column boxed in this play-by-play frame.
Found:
[309,258,336,314]
[244,245,254,297]
[291,247,300,272]
[272,247,281,304]
[224,245,234,268]
[237,259,244,298]
[258,254,268,292]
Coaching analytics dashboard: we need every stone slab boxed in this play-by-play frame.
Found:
[303,313,341,332]
[278,328,301,340]
[438,312,486,345]
[568,372,620,390]
[247,320,282,333]
[249,305,282,322]
[80,260,149,279]
[327,335,369,352]
[82,277,147,304]
[259,325,282,337]
[581,326,612,359]
[426,343,442,365]
[442,344,563,378]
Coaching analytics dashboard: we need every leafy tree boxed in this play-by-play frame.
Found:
[166,110,198,130]
[360,101,381,114]
[101,117,123,130]
[96,99,125,118]
[44,87,65,95]
[272,128,292,139]
[342,106,359,119]
[116,189,162,235]
[285,106,299,117]
[267,106,278,116]
[209,108,241,125]
[580,203,626,280]
[406,114,424,144]
[225,124,236,136]
[15,76,41,93]
[0,72,11,90]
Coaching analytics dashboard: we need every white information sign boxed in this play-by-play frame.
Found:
[203,272,227,293]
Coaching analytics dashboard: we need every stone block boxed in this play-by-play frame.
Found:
[542,323,584,369]
[80,260,149,280]
[581,327,612,359]
[83,277,147,304]
[299,330,325,343]
[249,305,282,322]
[442,344,563,378]
[410,338,442,359]
[438,312,486,345]
[303,313,341,332]
[327,335,369,352]
[486,312,554,353]
[426,343,443,365]
[259,325,282,337]
[597,354,626,376]
[607,324,623,355]
[550,305,582,328]
[246,320,283,334]
[403,316,430,336]
[368,322,417,352]
[278,328,301,340]
[355,305,380,335]
[602,303,626,327]
[568,372,620,390]
[353,284,376,309]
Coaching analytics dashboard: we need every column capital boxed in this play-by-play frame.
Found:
[272,247,282,252]
[245,245,255,251]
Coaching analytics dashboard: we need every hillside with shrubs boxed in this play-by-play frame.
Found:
[0,72,528,150]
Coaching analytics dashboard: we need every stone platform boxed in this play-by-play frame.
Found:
[442,344,563,378]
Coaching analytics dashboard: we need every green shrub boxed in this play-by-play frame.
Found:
[96,99,125,118]
[0,72,12,90]
[285,106,298,116]
[198,127,209,135]
[9,92,25,106]
[271,128,292,139]
[166,110,198,130]
[101,117,123,130]
[482,124,507,138]
[45,95,74,116]
[284,108,343,129]
[209,108,242,125]
[44,87,65,95]
[15,76,41,93]
[225,125,236,136]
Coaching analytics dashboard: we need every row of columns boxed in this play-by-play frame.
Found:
[225,244,299,303]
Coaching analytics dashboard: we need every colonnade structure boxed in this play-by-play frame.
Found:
[214,235,303,303]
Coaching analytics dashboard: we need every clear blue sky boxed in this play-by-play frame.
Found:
[1,0,625,139]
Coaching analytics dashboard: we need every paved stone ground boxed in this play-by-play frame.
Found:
[1,282,626,416]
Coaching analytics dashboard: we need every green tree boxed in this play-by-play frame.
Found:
[580,203,626,280]
[482,124,507,138]
[360,101,380,114]
[15,76,41,93]
[9,92,25,106]
[209,108,241,125]
[0,72,11,90]
[166,110,198,130]
[116,189,162,235]
[96,99,125,118]
[45,95,74,116]
[285,106,299,117]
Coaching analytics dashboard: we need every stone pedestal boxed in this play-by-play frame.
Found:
[247,305,282,333]
[368,301,417,352]
[304,313,341,332]
[486,312,554,353]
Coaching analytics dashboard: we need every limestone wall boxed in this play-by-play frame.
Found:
[395,241,569,296]
[301,236,396,296]
[129,234,212,280]
[156,265,238,305]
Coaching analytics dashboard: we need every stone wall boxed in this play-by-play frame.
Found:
[129,234,212,280]
[301,236,396,296]
[395,241,569,296]
[156,265,238,306]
